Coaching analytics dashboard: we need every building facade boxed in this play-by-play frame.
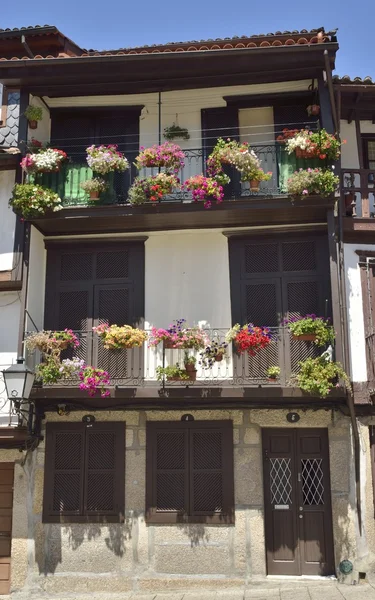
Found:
[0,24,372,596]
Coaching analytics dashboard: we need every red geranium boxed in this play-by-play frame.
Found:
[234,325,271,356]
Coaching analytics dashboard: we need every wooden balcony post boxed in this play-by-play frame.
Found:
[327,209,344,365]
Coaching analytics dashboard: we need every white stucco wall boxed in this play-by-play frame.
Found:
[0,169,16,271]
[0,291,20,425]
[340,120,359,169]
[27,96,51,145]
[344,243,375,382]
[25,226,46,334]
[145,229,231,329]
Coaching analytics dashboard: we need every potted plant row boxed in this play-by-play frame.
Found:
[286,168,339,198]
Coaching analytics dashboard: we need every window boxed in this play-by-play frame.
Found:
[363,138,375,169]
[146,421,234,524]
[43,422,125,523]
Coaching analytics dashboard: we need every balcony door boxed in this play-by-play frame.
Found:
[49,108,141,203]
[228,235,331,384]
[44,242,145,381]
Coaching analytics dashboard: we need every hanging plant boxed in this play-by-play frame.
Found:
[24,104,43,129]
[134,142,185,172]
[225,323,271,356]
[164,124,190,141]
[79,366,110,397]
[25,329,80,356]
[184,175,224,209]
[20,148,68,174]
[286,168,339,197]
[199,341,228,368]
[128,173,179,205]
[93,323,148,350]
[148,319,208,349]
[86,145,129,175]
[296,355,350,398]
[9,184,62,219]
[284,315,335,346]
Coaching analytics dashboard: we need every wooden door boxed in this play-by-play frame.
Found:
[0,463,14,594]
[263,429,334,576]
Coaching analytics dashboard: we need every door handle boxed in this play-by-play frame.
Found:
[299,515,303,519]
[299,506,303,511]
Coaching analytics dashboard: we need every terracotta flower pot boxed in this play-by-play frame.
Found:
[250,179,260,192]
[184,362,196,373]
[309,104,320,116]
[295,147,307,159]
[28,120,38,130]
[215,353,224,362]
[164,339,178,349]
[292,333,317,342]
[268,377,278,383]
[89,191,100,200]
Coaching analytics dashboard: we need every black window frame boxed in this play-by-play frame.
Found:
[362,135,375,170]
[146,420,234,525]
[43,421,125,524]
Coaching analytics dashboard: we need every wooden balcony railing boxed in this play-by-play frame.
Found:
[25,327,322,389]
[34,145,312,207]
[341,168,375,218]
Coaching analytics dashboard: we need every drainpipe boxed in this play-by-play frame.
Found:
[158,91,162,145]
[324,49,362,534]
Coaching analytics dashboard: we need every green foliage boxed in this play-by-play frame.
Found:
[156,364,190,381]
[287,316,335,347]
[9,184,62,218]
[296,355,350,398]
[266,366,281,379]
[164,124,190,141]
[184,352,197,366]
[36,356,62,385]
[24,105,43,122]
[287,168,339,197]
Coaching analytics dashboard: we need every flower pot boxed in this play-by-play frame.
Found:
[250,179,260,192]
[309,104,320,116]
[215,353,224,362]
[295,147,307,159]
[167,370,196,382]
[292,333,317,342]
[268,377,278,383]
[28,120,38,130]
[184,362,197,373]
[164,339,177,349]
[89,191,100,200]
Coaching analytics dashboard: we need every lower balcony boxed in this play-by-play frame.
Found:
[26,328,346,408]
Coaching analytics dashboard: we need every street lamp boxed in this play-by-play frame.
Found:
[2,357,35,402]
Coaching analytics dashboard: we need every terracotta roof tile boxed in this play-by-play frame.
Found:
[333,75,375,85]
[0,26,338,62]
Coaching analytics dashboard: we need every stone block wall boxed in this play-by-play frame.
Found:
[0,408,360,595]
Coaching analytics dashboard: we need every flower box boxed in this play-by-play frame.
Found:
[292,333,317,342]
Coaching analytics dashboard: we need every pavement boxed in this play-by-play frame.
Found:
[9,579,375,600]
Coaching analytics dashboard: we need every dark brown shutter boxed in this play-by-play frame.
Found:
[190,423,234,520]
[43,423,85,522]
[146,421,234,524]
[43,422,125,523]
[51,114,94,162]
[84,423,125,518]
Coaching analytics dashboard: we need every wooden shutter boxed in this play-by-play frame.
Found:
[51,113,94,162]
[43,422,125,523]
[146,421,234,524]
[43,423,85,521]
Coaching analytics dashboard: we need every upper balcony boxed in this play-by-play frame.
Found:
[340,168,375,240]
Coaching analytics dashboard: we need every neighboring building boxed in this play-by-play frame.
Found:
[0,24,372,596]
[334,75,375,574]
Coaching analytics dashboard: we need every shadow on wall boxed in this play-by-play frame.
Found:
[176,524,210,547]
[37,520,133,575]
[332,498,356,569]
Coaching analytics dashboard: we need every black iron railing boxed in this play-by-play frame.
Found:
[34,145,302,207]
[25,327,321,388]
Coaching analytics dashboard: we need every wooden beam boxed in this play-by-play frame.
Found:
[348,92,363,124]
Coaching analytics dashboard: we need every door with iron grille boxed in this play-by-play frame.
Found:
[44,242,145,382]
[263,428,334,576]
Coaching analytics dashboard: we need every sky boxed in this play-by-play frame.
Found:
[2,0,375,78]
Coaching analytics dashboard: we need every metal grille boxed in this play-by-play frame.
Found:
[156,473,185,511]
[246,283,278,326]
[248,329,280,379]
[282,242,316,272]
[156,432,185,469]
[96,251,129,279]
[98,288,129,325]
[270,458,292,505]
[301,459,324,505]
[60,252,93,281]
[86,473,115,511]
[193,431,222,469]
[55,433,82,469]
[290,334,320,373]
[87,432,115,469]
[287,280,319,317]
[245,244,279,273]
[193,472,223,512]
[53,473,81,512]
[97,346,129,380]
[59,290,89,331]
